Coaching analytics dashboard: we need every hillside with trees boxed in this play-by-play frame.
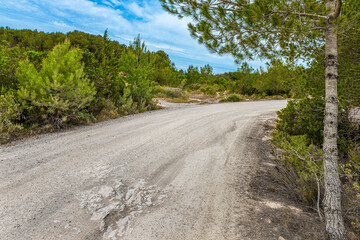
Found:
[1,26,301,143]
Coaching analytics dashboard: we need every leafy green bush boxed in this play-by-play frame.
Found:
[272,131,323,206]
[17,40,96,128]
[274,98,360,236]
[276,98,324,146]
[0,43,23,93]
[96,99,118,121]
[151,67,180,87]
[164,89,181,98]
[220,94,244,102]
[0,92,22,143]
[228,94,242,102]
[117,87,138,115]
[341,146,360,237]
[155,86,183,99]
[118,36,154,112]
[200,85,218,95]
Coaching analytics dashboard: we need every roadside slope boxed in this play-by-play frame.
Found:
[0,100,286,240]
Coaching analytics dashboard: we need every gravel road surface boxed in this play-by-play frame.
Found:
[0,100,287,240]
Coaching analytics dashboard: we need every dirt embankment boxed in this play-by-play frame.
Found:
[247,116,325,239]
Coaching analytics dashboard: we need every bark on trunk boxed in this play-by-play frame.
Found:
[323,0,346,239]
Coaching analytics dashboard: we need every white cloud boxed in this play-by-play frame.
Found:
[109,0,121,5]
[127,2,145,17]
[102,0,114,7]
[205,53,224,59]
[52,21,71,28]
[2,0,39,12]
[146,41,185,52]
[114,34,134,42]
[37,0,131,32]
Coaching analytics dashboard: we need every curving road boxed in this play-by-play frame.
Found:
[0,100,286,240]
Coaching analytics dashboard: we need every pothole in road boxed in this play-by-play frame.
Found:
[76,179,168,239]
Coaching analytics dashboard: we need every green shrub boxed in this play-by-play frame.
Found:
[0,92,22,143]
[118,36,154,111]
[220,94,244,102]
[166,89,182,98]
[96,99,118,121]
[0,43,23,92]
[117,87,137,115]
[186,83,201,90]
[274,98,360,236]
[341,146,360,237]
[276,97,324,146]
[272,131,323,206]
[200,85,218,95]
[228,94,242,102]
[17,40,96,128]
[155,86,183,99]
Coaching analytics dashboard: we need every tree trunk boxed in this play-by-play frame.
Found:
[323,0,346,239]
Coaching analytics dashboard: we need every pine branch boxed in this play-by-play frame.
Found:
[211,0,244,8]
[273,11,327,19]
[311,27,326,31]
[208,7,239,12]
[328,0,342,20]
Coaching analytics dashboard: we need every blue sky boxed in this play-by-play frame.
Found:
[0,0,264,73]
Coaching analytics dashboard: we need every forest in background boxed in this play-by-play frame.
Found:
[0,26,304,143]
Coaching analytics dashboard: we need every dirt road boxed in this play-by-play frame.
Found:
[0,100,287,240]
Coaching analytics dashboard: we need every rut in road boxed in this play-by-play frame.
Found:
[0,100,287,240]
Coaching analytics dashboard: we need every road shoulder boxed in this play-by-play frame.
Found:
[245,114,325,239]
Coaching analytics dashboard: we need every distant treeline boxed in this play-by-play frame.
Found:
[0,26,305,143]
[0,27,310,95]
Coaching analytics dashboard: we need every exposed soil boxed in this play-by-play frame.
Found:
[247,115,326,240]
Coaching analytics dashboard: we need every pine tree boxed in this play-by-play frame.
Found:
[118,35,154,112]
[97,29,125,103]
[17,40,96,128]
[160,0,357,238]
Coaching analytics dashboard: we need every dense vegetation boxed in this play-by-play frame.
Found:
[272,13,360,236]
[0,26,301,143]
